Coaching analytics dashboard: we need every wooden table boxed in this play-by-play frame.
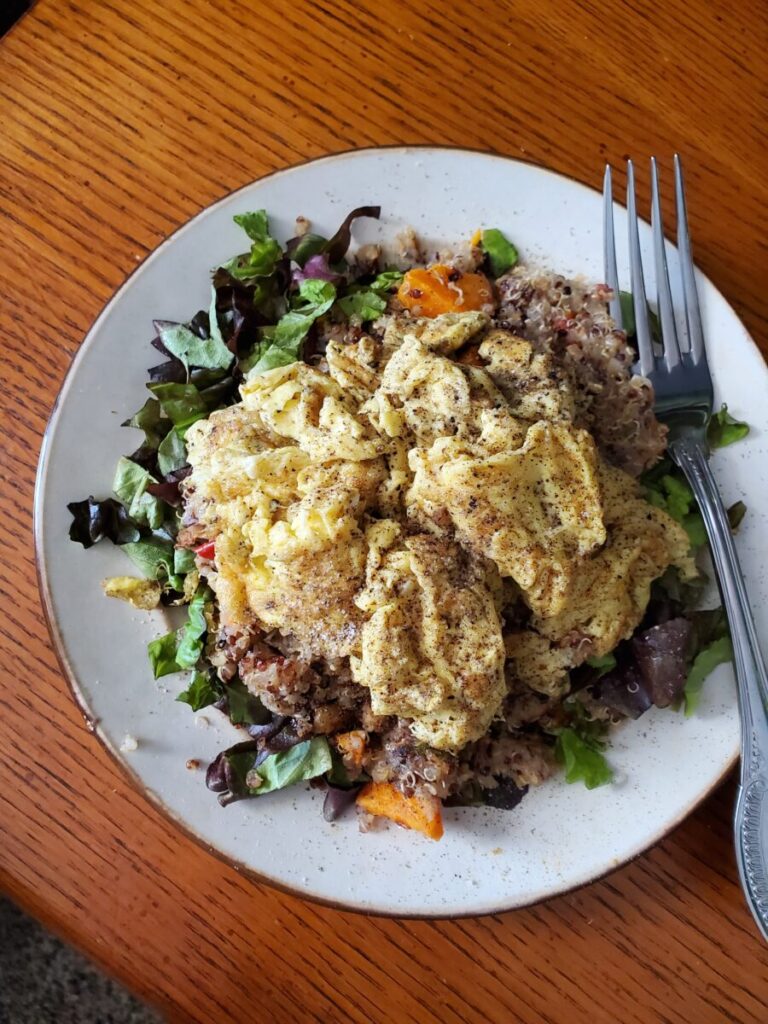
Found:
[2,1,767,1020]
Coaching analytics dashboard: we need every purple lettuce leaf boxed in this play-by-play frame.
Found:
[67,497,141,548]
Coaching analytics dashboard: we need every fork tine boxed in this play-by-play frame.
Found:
[602,165,623,330]
[650,157,682,370]
[674,154,705,365]
[626,160,655,376]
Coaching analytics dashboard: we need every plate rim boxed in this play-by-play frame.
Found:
[34,144,747,918]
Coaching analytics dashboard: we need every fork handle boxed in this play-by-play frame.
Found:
[671,435,768,942]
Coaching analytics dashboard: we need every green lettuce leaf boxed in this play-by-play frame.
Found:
[208,285,227,350]
[121,536,175,580]
[234,241,283,278]
[112,457,165,530]
[122,398,167,448]
[369,269,404,291]
[288,232,327,267]
[223,210,283,281]
[223,679,271,726]
[292,278,337,313]
[156,319,232,374]
[337,290,387,321]
[157,427,187,476]
[175,587,211,669]
[707,405,749,449]
[245,280,337,375]
[147,631,182,678]
[239,328,282,375]
[173,546,197,575]
[177,671,223,712]
[148,383,208,431]
[682,513,707,548]
[335,269,400,322]
[659,474,691,520]
[642,461,705,549]
[585,652,617,678]
[618,290,661,342]
[684,636,733,716]
[683,610,733,715]
[481,228,519,277]
[215,737,333,803]
[232,210,271,240]
[555,728,614,789]
[247,737,332,796]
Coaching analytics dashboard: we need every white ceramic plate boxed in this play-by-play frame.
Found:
[36,148,768,916]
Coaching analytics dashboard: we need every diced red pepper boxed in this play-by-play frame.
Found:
[194,540,216,560]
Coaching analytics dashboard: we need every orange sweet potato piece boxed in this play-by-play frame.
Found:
[397,264,493,318]
[334,729,367,768]
[356,781,444,840]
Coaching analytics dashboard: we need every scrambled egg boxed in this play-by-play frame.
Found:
[408,420,605,617]
[185,371,386,657]
[185,313,693,750]
[351,521,505,749]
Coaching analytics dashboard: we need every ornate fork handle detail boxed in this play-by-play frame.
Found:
[672,435,768,941]
[737,740,768,927]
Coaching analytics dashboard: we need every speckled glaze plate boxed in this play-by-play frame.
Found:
[36,148,768,916]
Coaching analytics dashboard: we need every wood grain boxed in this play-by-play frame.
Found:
[1,0,767,1020]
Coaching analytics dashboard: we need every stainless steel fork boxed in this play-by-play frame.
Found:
[603,156,768,942]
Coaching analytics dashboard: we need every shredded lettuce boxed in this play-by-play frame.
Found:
[707,404,749,449]
[481,228,518,277]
